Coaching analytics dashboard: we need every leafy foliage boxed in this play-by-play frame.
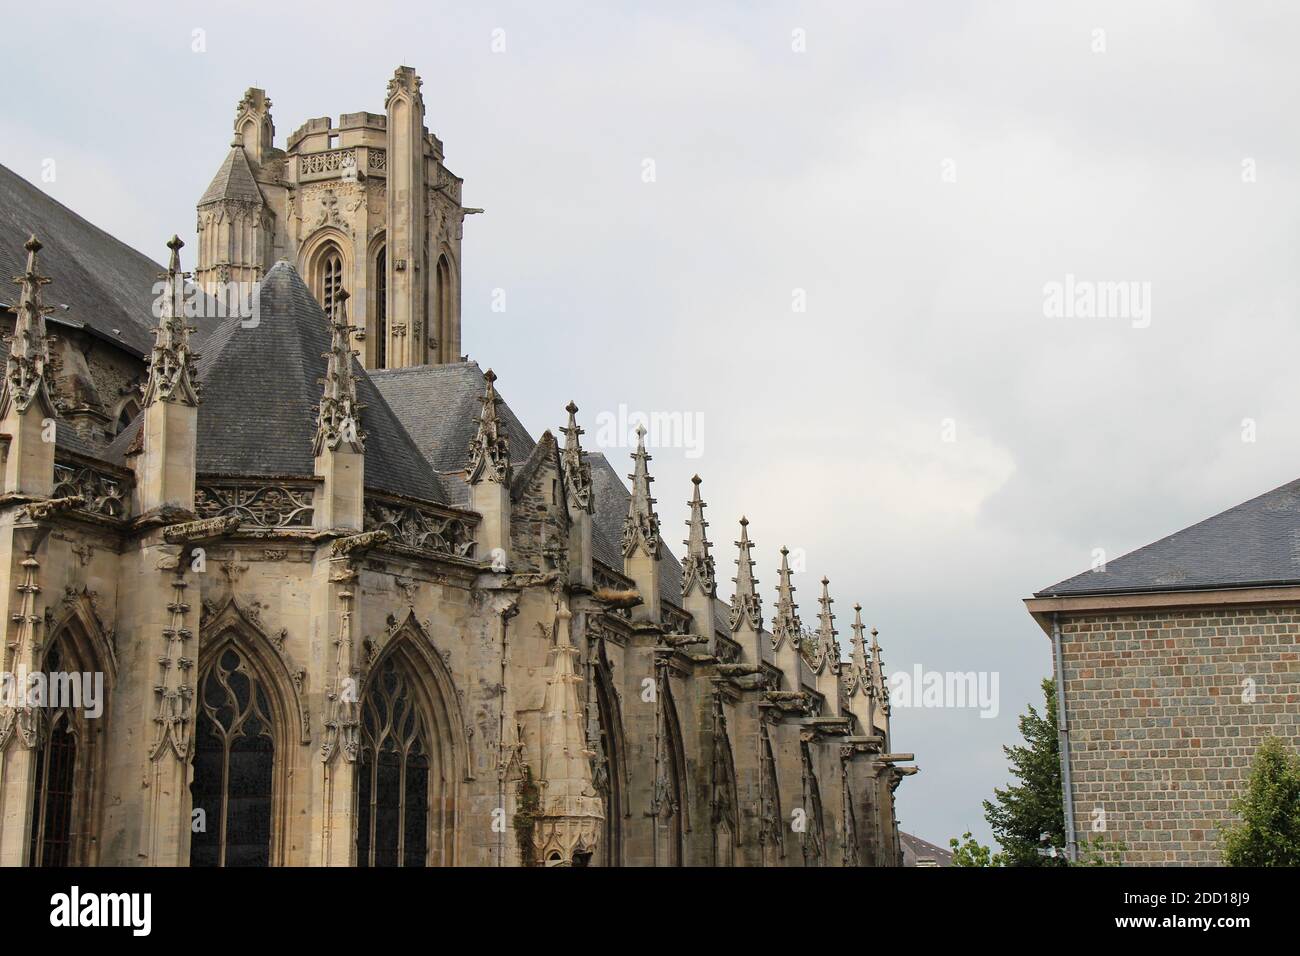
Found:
[983,677,1066,866]
[1221,736,1300,867]
[948,831,1002,866]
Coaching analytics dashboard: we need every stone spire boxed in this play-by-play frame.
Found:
[771,546,809,690]
[728,517,763,635]
[849,603,869,682]
[771,547,802,652]
[622,423,661,622]
[559,400,594,588]
[814,578,839,659]
[2,235,55,418]
[466,369,511,484]
[811,576,844,714]
[870,624,890,743]
[533,602,603,865]
[142,236,201,408]
[622,424,661,559]
[842,602,874,732]
[681,475,716,599]
[313,287,365,455]
[559,400,593,514]
[466,369,512,566]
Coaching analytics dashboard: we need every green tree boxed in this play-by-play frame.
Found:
[983,677,1066,866]
[948,831,1002,867]
[1221,736,1300,866]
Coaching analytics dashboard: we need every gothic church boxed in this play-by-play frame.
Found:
[0,66,915,866]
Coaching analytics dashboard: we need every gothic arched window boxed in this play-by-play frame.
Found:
[592,665,622,867]
[190,646,275,867]
[28,641,77,867]
[356,655,431,867]
[375,246,388,369]
[316,246,344,319]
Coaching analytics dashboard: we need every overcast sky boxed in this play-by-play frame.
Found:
[5,0,1300,850]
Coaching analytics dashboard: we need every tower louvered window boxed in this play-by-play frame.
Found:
[320,249,344,319]
[375,247,388,369]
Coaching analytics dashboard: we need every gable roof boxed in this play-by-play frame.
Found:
[1037,477,1300,596]
[192,260,444,503]
[0,163,161,355]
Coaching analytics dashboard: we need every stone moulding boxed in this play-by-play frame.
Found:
[53,461,131,519]
[363,495,476,559]
[195,480,316,528]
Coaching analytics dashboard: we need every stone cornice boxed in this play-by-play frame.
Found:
[1024,584,1300,635]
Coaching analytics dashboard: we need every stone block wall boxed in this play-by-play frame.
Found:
[1058,607,1300,864]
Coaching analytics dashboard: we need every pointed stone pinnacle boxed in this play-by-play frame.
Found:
[4,234,54,416]
[622,422,661,558]
[682,472,715,598]
[466,367,511,484]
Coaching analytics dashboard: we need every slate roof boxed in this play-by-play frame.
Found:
[199,146,264,206]
[191,260,444,503]
[371,362,536,506]
[1037,477,1300,596]
[0,163,161,355]
[900,832,953,867]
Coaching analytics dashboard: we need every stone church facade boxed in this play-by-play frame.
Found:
[0,66,914,867]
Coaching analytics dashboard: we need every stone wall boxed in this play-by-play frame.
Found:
[1058,607,1300,864]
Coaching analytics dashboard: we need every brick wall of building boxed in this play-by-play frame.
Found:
[1058,607,1300,865]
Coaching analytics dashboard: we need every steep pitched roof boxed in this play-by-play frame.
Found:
[193,260,444,503]
[370,362,536,473]
[0,163,160,355]
[1037,477,1300,596]
[199,146,264,206]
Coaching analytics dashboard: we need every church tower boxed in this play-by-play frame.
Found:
[195,66,471,369]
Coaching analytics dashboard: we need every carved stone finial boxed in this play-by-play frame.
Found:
[2,234,55,418]
[812,576,840,669]
[622,424,660,559]
[681,474,716,599]
[466,368,511,484]
[313,287,365,455]
[772,545,803,651]
[729,516,762,633]
[386,65,424,103]
[142,235,200,408]
[559,400,593,514]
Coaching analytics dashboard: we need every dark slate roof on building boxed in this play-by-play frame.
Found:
[588,452,685,608]
[193,260,444,503]
[199,146,265,206]
[900,832,953,867]
[370,362,536,475]
[0,163,161,355]
[1037,477,1300,596]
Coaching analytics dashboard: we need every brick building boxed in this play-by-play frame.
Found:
[1026,480,1300,864]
